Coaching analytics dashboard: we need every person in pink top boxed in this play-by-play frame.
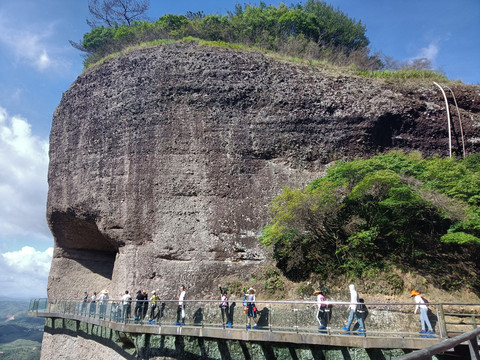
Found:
[314,290,328,332]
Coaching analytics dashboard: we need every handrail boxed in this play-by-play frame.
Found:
[29,298,480,353]
[28,298,480,306]
[394,327,480,360]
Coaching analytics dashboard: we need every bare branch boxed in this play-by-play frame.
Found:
[87,0,149,27]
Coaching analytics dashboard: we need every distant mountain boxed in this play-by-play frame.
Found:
[0,301,44,360]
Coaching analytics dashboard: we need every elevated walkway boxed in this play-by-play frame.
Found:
[30,299,480,359]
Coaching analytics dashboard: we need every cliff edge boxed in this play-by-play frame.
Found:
[47,41,480,299]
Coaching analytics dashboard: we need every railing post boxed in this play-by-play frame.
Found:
[468,337,480,360]
[293,307,298,333]
[437,303,448,339]
[268,303,272,332]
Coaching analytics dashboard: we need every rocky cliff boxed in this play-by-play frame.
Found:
[47,42,480,299]
[42,38,480,358]
[44,40,480,358]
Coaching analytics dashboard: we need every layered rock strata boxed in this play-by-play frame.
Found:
[47,41,480,307]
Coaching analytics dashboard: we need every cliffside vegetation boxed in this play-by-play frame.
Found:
[260,151,480,295]
[76,1,379,70]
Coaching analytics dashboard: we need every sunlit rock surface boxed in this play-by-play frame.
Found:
[44,41,480,359]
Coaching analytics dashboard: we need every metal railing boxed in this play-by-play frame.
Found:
[29,298,480,341]
[395,327,480,360]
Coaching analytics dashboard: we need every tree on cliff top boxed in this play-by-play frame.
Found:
[87,0,150,27]
[76,0,379,70]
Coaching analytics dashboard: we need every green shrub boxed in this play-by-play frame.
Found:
[260,151,480,291]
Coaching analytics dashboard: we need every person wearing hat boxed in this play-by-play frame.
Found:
[411,290,434,334]
[314,290,329,333]
[98,290,109,319]
[245,287,258,329]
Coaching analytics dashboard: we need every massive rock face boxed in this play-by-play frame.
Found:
[47,41,480,301]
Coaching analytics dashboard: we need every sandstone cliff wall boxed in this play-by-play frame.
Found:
[47,42,480,301]
[44,44,480,360]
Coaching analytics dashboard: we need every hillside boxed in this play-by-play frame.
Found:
[0,301,44,360]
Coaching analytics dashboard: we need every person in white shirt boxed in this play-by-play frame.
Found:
[342,284,365,335]
[98,290,109,319]
[175,285,186,325]
[411,290,434,334]
[121,290,132,322]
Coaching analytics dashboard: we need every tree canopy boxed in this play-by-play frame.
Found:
[260,151,480,292]
[77,1,377,69]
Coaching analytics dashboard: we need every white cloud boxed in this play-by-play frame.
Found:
[2,246,53,276]
[0,12,56,71]
[0,106,51,240]
[417,42,439,62]
[0,246,52,298]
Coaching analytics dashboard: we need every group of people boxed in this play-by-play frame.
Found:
[81,284,434,335]
[312,284,367,336]
[314,285,434,337]
[82,285,187,325]
[82,289,111,319]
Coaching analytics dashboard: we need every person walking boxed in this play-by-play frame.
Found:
[134,290,143,321]
[82,291,88,315]
[175,285,186,326]
[314,290,329,333]
[411,290,434,335]
[149,291,160,324]
[245,287,257,329]
[342,284,365,336]
[219,285,232,328]
[98,290,109,319]
[141,290,148,320]
[121,290,132,322]
[90,292,97,317]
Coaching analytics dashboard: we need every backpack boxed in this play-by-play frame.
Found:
[356,298,367,313]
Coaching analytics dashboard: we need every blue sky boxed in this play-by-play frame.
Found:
[0,0,478,299]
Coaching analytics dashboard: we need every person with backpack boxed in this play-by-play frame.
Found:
[342,284,366,336]
[411,290,434,335]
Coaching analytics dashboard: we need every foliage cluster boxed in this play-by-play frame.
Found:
[79,0,380,70]
[260,151,480,292]
[357,69,448,82]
